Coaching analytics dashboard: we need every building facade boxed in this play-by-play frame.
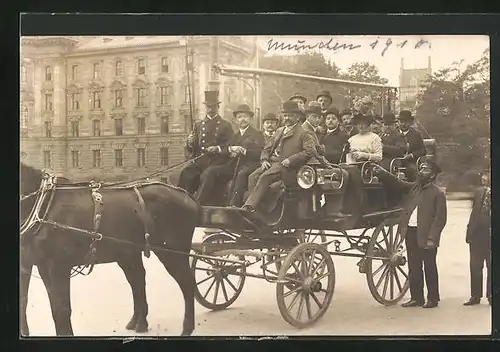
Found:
[398,57,432,111]
[20,36,256,181]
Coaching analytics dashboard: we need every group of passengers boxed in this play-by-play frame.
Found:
[177,89,426,215]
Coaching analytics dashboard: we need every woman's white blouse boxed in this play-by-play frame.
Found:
[346,132,383,164]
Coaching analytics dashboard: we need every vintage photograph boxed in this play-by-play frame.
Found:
[20,34,490,337]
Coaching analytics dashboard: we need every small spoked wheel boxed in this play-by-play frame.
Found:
[191,233,246,311]
[276,243,335,329]
[365,219,409,305]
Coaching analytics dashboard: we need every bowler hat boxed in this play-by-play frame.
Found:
[399,110,414,121]
[289,93,307,104]
[305,101,323,115]
[382,112,397,125]
[325,106,340,117]
[351,113,374,125]
[233,104,255,118]
[281,100,302,114]
[203,90,221,106]
[262,112,279,122]
[316,90,333,102]
[419,160,442,174]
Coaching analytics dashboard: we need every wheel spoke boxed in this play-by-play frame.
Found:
[375,264,390,290]
[283,285,302,298]
[372,261,388,277]
[291,261,306,280]
[307,250,317,276]
[223,276,239,292]
[287,290,301,312]
[396,265,409,280]
[310,291,322,309]
[196,274,214,286]
[382,267,390,299]
[393,266,404,292]
[305,294,313,320]
[381,227,390,249]
[315,271,330,282]
[389,266,395,300]
[220,277,229,302]
[296,293,305,321]
[212,279,221,305]
[311,258,326,278]
[388,226,394,250]
[392,231,401,251]
[202,277,216,300]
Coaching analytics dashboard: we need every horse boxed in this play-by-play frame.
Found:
[20,163,199,336]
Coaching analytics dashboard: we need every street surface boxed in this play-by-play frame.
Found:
[23,200,491,337]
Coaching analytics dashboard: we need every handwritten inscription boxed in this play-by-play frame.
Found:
[266,37,431,57]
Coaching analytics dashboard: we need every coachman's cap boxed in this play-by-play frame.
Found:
[262,113,279,122]
[203,91,221,106]
[289,93,307,104]
[233,104,254,117]
[419,160,442,174]
[305,101,323,115]
[316,90,333,102]
[325,106,340,117]
[399,110,414,121]
[351,113,374,125]
[382,112,397,125]
[281,100,302,114]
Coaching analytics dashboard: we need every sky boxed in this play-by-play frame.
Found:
[254,35,489,86]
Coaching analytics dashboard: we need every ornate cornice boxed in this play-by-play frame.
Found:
[42,144,53,151]
[110,110,127,119]
[132,111,150,119]
[89,143,102,150]
[67,83,83,92]
[88,111,105,120]
[110,79,127,89]
[158,141,170,148]
[67,113,83,122]
[132,78,149,88]
[111,142,126,149]
[134,142,147,149]
[88,80,105,91]
[156,110,173,117]
[69,144,83,151]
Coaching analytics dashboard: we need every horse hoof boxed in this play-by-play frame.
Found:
[20,328,30,337]
[181,328,194,336]
[135,322,149,333]
[125,318,137,331]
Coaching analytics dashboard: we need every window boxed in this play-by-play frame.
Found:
[92,120,101,137]
[45,66,52,81]
[71,121,79,137]
[114,89,123,108]
[184,85,190,103]
[138,58,146,75]
[92,149,101,167]
[91,91,101,109]
[44,94,53,111]
[43,151,51,168]
[137,117,146,135]
[71,150,79,167]
[135,88,147,107]
[114,149,123,167]
[21,65,27,83]
[21,105,28,129]
[115,118,123,136]
[160,116,169,135]
[137,148,146,167]
[71,93,80,110]
[160,147,168,166]
[44,121,52,138]
[93,62,101,79]
[71,65,78,80]
[161,57,169,73]
[115,61,123,76]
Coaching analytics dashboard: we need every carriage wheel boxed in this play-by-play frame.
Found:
[365,219,409,306]
[191,233,246,311]
[276,243,335,329]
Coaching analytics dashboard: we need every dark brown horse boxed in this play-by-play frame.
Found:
[20,163,199,336]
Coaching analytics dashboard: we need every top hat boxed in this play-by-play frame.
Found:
[419,160,442,174]
[351,113,374,125]
[289,93,307,104]
[203,91,221,106]
[399,110,414,121]
[305,101,323,115]
[316,90,333,102]
[262,112,279,122]
[281,100,302,114]
[325,106,340,117]
[382,112,397,125]
[233,104,255,117]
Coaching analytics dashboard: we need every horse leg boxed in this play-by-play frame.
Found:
[117,254,149,333]
[20,261,33,336]
[154,252,195,336]
[38,261,74,336]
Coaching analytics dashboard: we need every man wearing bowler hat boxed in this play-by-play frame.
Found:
[374,160,447,309]
[177,90,234,199]
[288,93,307,124]
[242,100,316,214]
[380,112,406,171]
[321,107,349,164]
[262,113,280,145]
[398,110,426,182]
[316,90,333,137]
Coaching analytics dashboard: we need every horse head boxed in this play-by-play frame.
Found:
[20,162,44,198]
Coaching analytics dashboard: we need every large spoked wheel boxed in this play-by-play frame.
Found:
[365,219,409,305]
[191,233,246,311]
[276,243,335,329]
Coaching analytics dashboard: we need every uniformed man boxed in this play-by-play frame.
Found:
[288,93,307,124]
[177,90,234,198]
[398,110,427,182]
[242,100,317,214]
[321,107,349,164]
[380,112,406,171]
[262,113,280,145]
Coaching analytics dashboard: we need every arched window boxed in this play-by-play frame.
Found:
[21,105,29,128]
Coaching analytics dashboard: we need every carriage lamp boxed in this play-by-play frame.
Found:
[297,165,316,189]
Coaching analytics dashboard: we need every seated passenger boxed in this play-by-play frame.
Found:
[196,104,265,207]
[340,109,358,138]
[345,113,383,164]
[242,101,316,214]
[288,93,308,124]
[321,107,349,164]
[370,115,384,136]
[380,112,406,171]
[398,110,427,182]
[262,113,280,145]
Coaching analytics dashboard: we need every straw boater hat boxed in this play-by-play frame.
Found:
[232,104,254,118]
[399,110,414,121]
[289,93,307,104]
[281,100,303,114]
[262,113,279,122]
[202,91,221,106]
[316,90,333,102]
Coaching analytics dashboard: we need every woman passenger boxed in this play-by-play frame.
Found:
[346,113,383,164]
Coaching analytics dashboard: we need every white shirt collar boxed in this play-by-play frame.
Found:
[265,130,274,136]
[327,127,338,133]
[400,129,409,136]
[239,126,250,135]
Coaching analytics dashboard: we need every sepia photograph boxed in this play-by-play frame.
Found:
[19,32,491,337]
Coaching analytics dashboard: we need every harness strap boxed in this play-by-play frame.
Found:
[85,182,104,275]
[132,186,152,258]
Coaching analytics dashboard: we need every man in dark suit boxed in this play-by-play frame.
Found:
[301,101,332,166]
[316,90,333,138]
[464,170,491,306]
[340,109,358,138]
[242,101,317,213]
[177,90,234,198]
[262,113,280,145]
[320,106,349,164]
[289,93,307,124]
[398,110,427,182]
[380,112,407,171]
[374,160,447,309]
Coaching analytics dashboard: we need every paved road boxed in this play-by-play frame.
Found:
[24,200,491,337]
